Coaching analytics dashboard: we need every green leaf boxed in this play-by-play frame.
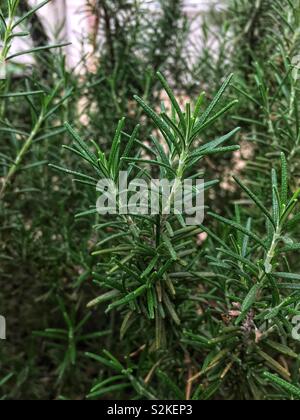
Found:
[265,340,298,359]
[198,382,222,400]
[241,283,261,313]
[134,95,179,154]
[109,118,125,176]
[106,285,148,313]
[281,153,288,205]
[123,124,140,158]
[49,164,98,183]
[87,290,121,308]
[141,255,159,279]
[257,349,291,381]
[161,112,185,148]
[279,243,300,253]
[191,100,239,142]
[202,145,240,156]
[193,91,206,120]
[0,91,44,98]
[85,352,123,372]
[242,218,252,257]
[156,370,184,399]
[162,234,177,261]
[157,72,186,131]
[149,135,171,168]
[43,89,74,121]
[233,176,276,229]
[263,372,300,399]
[0,373,14,388]
[64,123,102,169]
[162,290,180,325]
[87,383,130,399]
[208,212,267,249]
[273,272,300,281]
[193,74,234,130]
[89,375,127,394]
[7,42,71,61]
[147,287,155,319]
[12,0,51,29]
[122,157,176,177]
[277,283,300,290]
[190,127,241,157]
[217,247,258,274]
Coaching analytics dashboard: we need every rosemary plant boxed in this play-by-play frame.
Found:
[0,0,71,198]
[184,159,300,399]
[83,0,189,145]
[1,0,300,401]
[52,71,239,351]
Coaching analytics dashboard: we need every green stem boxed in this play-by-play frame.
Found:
[160,153,186,232]
[0,4,16,65]
[263,228,281,275]
[0,113,44,199]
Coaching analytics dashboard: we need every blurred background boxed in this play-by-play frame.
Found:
[13,0,225,69]
[0,0,251,400]
[2,0,299,401]
[0,0,240,400]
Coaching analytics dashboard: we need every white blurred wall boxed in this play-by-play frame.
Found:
[28,0,90,68]
[11,0,224,70]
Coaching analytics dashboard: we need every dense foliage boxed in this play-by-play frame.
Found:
[0,0,300,400]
